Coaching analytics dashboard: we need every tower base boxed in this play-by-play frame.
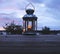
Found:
[23,31,36,35]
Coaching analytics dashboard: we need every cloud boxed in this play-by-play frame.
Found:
[0,0,60,30]
[0,0,28,10]
[27,0,60,10]
[33,2,60,30]
[27,0,43,3]
[40,0,60,10]
[0,13,23,28]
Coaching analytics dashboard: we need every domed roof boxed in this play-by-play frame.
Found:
[26,9,34,14]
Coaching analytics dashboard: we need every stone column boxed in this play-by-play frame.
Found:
[27,21,29,31]
[25,21,26,31]
[36,21,37,31]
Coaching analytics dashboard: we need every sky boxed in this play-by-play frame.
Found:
[0,0,60,30]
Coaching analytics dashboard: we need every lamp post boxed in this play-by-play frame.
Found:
[22,3,38,34]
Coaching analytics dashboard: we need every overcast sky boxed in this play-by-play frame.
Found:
[0,0,60,30]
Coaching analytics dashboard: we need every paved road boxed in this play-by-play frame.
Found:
[0,35,60,54]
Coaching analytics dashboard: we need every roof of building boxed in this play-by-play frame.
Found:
[23,14,37,17]
[23,14,37,20]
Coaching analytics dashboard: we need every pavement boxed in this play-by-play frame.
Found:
[0,35,60,54]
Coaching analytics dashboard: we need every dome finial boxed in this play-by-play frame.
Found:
[25,3,35,11]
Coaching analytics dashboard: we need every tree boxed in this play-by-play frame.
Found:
[3,21,23,34]
[42,26,50,34]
